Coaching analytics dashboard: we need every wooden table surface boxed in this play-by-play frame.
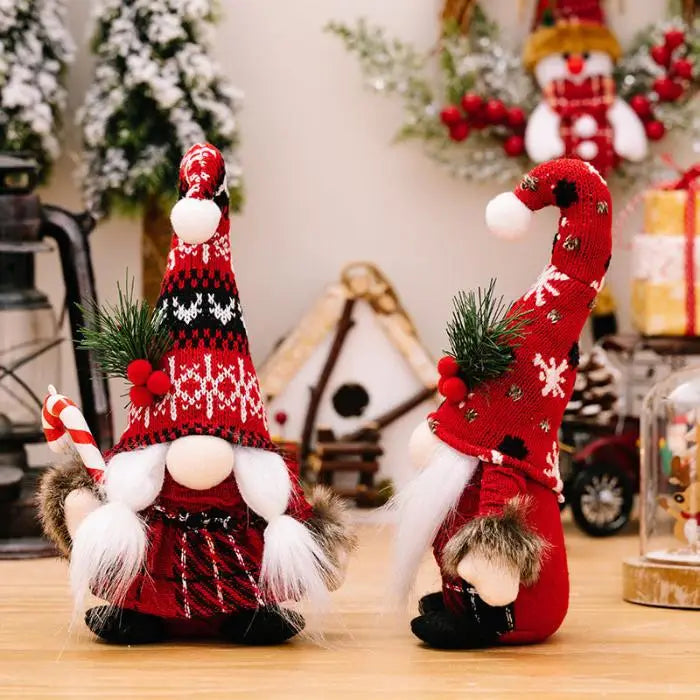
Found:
[0,521,698,699]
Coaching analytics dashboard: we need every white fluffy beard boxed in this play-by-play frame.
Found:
[233,447,335,610]
[69,444,168,610]
[390,436,479,603]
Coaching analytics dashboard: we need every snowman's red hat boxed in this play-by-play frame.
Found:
[524,0,621,70]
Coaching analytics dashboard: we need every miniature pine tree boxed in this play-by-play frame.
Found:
[0,0,74,181]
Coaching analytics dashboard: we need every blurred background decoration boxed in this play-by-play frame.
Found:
[0,154,110,558]
[75,0,244,304]
[0,0,75,182]
[327,0,699,184]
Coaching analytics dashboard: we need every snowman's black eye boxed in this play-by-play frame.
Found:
[332,383,370,418]
[674,493,685,504]
[583,52,590,59]
[563,52,570,60]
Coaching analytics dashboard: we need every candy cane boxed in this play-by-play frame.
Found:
[42,385,105,482]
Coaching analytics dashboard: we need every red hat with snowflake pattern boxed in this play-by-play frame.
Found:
[109,143,273,456]
[431,158,612,500]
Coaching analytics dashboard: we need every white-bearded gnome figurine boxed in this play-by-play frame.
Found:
[392,158,612,648]
[524,0,647,176]
[38,144,355,645]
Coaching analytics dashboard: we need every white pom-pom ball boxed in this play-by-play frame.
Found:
[577,140,599,162]
[170,197,221,244]
[573,114,598,139]
[485,192,532,240]
[166,435,234,490]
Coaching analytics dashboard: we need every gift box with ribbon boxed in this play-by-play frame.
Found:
[631,164,700,337]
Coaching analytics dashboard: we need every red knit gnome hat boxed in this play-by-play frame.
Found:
[110,143,273,456]
[524,0,621,69]
[432,159,611,498]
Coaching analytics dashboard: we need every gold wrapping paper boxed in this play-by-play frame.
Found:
[631,279,700,336]
[644,189,700,236]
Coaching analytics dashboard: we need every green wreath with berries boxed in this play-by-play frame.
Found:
[327,1,699,184]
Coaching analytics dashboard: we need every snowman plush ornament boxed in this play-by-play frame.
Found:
[524,0,648,175]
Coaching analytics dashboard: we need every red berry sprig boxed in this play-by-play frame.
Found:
[436,355,467,404]
[439,92,528,157]
[627,27,694,144]
[127,359,172,408]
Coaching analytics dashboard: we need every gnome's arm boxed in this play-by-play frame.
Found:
[38,460,102,557]
[441,464,546,606]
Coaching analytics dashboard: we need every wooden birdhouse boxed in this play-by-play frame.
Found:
[258,262,439,505]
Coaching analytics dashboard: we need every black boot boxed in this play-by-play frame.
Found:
[221,606,304,645]
[411,587,514,650]
[85,606,166,645]
[418,591,446,615]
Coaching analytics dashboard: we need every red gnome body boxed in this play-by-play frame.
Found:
[393,158,612,648]
[39,144,354,645]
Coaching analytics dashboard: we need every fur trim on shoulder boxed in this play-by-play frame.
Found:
[37,460,100,558]
[306,486,357,589]
[441,496,547,586]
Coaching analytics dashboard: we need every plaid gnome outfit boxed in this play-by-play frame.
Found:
[544,76,617,176]
[398,158,612,648]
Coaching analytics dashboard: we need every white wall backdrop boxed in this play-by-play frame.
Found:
[37,0,672,433]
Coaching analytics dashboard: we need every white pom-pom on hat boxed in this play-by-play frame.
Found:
[170,196,222,244]
[485,192,533,240]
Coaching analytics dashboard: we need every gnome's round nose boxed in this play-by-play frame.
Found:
[166,435,235,490]
[170,143,226,244]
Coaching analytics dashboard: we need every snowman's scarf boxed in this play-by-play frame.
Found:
[544,76,617,175]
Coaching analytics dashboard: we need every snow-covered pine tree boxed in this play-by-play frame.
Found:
[78,0,243,301]
[0,0,74,181]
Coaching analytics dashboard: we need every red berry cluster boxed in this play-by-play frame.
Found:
[127,359,172,408]
[630,28,695,142]
[440,92,527,157]
[437,355,467,404]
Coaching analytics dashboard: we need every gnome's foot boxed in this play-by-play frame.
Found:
[221,606,304,646]
[85,606,166,645]
[411,591,515,650]
[418,591,446,615]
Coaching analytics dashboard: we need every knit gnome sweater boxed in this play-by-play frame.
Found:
[432,158,611,503]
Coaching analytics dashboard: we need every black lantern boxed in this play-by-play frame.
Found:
[0,154,112,558]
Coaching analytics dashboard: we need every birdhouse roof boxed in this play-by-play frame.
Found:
[258,262,439,399]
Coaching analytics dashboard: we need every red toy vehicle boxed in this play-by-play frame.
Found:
[559,419,639,536]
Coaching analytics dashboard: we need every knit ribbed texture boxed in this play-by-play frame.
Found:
[431,158,612,499]
[110,144,273,457]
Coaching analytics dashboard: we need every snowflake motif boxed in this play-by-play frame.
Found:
[545,441,565,502]
[533,353,569,399]
[157,354,266,425]
[590,276,606,294]
[523,265,570,308]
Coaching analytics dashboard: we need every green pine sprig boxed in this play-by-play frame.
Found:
[445,279,531,389]
[77,276,172,380]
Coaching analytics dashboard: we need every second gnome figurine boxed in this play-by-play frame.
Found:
[392,158,612,648]
[38,144,355,645]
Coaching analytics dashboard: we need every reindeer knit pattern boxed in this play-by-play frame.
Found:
[431,159,612,501]
[109,145,273,457]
